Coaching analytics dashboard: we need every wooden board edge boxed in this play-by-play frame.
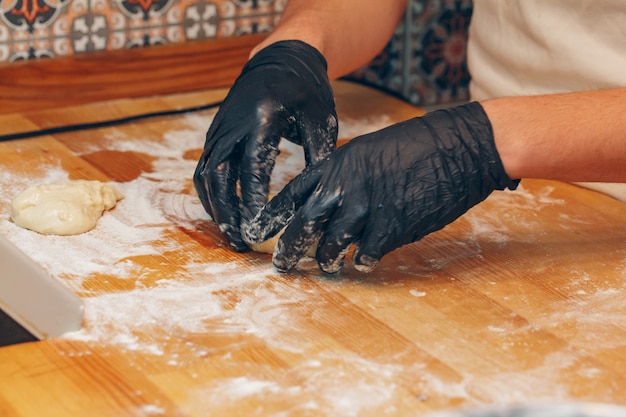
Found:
[0,35,266,115]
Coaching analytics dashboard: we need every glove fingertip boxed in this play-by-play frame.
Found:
[352,250,380,273]
[230,238,250,253]
[241,197,295,245]
[272,239,298,272]
[219,223,249,252]
[240,218,270,245]
[319,255,346,275]
[317,237,352,274]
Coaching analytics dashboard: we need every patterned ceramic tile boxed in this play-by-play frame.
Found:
[0,0,285,60]
[346,0,473,106]
[0,0,471,106]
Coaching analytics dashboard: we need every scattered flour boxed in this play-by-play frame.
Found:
[338,115,395,140]
[0,112,429,416]
[3,110,626,415]
[138,404,165,416]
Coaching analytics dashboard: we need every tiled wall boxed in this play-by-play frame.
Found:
[346,0,472,106]
[0,0,285,60]
[0,0,471,106]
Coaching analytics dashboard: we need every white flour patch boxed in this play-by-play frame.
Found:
[95,114,209,158]
[338,115,394,139]
[463,212,512,245]
[60,260,320,355]
[137,404,165,416]
[487,326,507,333]
[208,377,290,399]
[417,348,618,408]
[458,183,599,257]
[463,354,573,403]
[490,184,565,210]
[64,280,224,340]
[1,164,70,202]
[536,287,626,352]
[182,351,434,417]
[463,184,565,245]
[256,139,307,194]
[300,352,406,416]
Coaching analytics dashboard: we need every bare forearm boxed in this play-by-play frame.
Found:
[483,87,626,183]
[252,0,407,79]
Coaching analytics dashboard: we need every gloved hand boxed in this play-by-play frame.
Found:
[194,40,338,251]
[242,102,520,273]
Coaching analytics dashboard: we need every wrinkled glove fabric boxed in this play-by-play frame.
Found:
[243,102,520,273]
[194,40,338,251]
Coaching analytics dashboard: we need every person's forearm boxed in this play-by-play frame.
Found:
[483,87,626,183]
[251,0,408,79]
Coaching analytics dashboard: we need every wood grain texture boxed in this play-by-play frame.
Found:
[0,35,265,115]
[1,82,626,417]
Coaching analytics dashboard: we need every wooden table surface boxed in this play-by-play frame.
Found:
[1,81,626,417]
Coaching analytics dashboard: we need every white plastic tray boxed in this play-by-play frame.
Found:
[0,234,83,342]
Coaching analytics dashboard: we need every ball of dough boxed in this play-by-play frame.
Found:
[247,193,317,257]
[10,180,123,235]
[249,231,283,255]
[249,227,318,257]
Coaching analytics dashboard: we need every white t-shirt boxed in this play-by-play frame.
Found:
[467,0,626,201]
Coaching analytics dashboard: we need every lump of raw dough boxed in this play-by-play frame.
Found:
[249,227,318,257]
[247,193,317,256]
[10,180,123,235]
[249,231,282,255]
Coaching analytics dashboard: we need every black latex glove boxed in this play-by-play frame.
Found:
[193,40,337,251]
[242,102,520,273]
